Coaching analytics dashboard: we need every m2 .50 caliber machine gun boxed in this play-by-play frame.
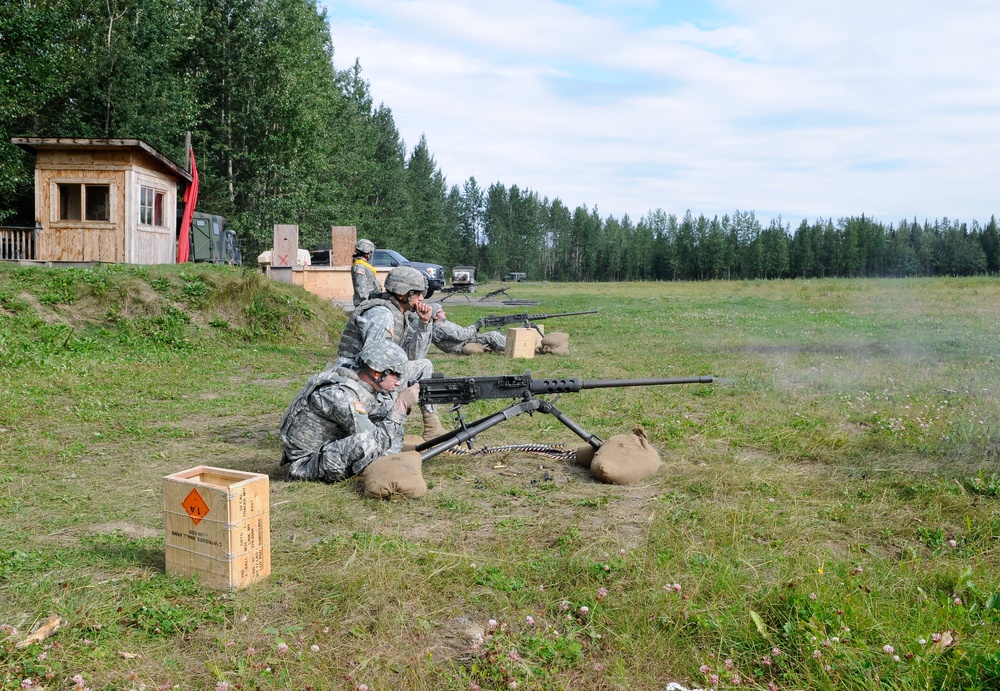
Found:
[415,371,714,461]
[478,310,598,333]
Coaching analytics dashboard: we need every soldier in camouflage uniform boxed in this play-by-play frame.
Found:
[280,340,418,482]
[351,238,382,306]
[428,304,507,355]
[335,265,447,439]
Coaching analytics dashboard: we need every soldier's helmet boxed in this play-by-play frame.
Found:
[430,303,444,320]
[358,339,407,375]
[384,265,427,296]
[355,238,375,255]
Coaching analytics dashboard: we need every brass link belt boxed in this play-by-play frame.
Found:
[442,443,576,461]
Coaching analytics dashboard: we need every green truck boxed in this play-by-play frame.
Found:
[188,212,242,265]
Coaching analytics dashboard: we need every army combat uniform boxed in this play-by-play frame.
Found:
[335,296,434,385]
[432,319,507,354]
[335,285,446,439]
[351,258,382,306]
[280,367,406,482]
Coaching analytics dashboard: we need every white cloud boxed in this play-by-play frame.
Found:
[326,0,1000,226]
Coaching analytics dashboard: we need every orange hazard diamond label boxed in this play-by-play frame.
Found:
[181,488,210,526]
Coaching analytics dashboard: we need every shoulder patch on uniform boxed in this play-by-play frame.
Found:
[353,401,367,415]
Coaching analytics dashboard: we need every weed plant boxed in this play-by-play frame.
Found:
[0,266,998,690]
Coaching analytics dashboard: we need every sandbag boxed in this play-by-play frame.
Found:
[462,342,486,354]
[401,434,424,452]
[590,426,662,485]
[574,443,596,469]
[363,451,428,499]
[540,332,569,355]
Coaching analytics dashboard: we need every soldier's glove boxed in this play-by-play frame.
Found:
[392,383,420,414]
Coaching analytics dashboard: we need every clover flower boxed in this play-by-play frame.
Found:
[883,645,894,655]
[597,587,608,600]
[277,643,289,654]
[580,606,589,616]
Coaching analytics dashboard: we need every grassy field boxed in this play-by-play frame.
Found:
[0,263,998,690]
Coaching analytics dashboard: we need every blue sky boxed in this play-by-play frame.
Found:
[323,1,1000,228]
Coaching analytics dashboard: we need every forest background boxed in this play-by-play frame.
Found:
[2,0,999,281]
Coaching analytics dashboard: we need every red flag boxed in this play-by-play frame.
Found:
[177,148,199,263]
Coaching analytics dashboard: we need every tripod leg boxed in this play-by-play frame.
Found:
[537,401,603,449]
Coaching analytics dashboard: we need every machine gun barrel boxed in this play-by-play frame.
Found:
[480,309,599,328]
[419,373,713,406]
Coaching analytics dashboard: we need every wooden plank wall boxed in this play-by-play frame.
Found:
[331,226,357,267]
[131,165,179,264]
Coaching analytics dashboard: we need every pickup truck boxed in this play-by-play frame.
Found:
[372,249,445,298]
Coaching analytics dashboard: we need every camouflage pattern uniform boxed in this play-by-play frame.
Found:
[279,367,406,482]
[351,258,382,306]
[432,318,506,354]
[334,292,439,421]
[336,296,433,375]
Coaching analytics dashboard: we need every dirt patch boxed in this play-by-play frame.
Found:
[88,521,161,539]
[363,452,666,554]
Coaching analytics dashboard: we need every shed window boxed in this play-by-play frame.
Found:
[140,187,165,226]
[58,183,110,221]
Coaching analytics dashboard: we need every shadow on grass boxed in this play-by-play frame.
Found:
[81,533,166,571]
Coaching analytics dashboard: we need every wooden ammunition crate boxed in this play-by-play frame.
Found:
[505,327,537,359]
[163,466,270,590]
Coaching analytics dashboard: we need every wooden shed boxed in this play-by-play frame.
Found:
[11,138,192,264]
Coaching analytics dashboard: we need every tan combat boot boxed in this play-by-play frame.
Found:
[421,410,448,441]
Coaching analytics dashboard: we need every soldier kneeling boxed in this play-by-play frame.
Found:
[279,340,419,482]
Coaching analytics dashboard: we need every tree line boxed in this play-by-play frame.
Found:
[2,0,997,280]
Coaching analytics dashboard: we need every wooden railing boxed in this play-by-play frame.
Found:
[0,226,36,260]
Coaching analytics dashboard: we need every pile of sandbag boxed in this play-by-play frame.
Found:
[575,425,662,484]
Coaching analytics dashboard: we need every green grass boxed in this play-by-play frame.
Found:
[0,266,999,689]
